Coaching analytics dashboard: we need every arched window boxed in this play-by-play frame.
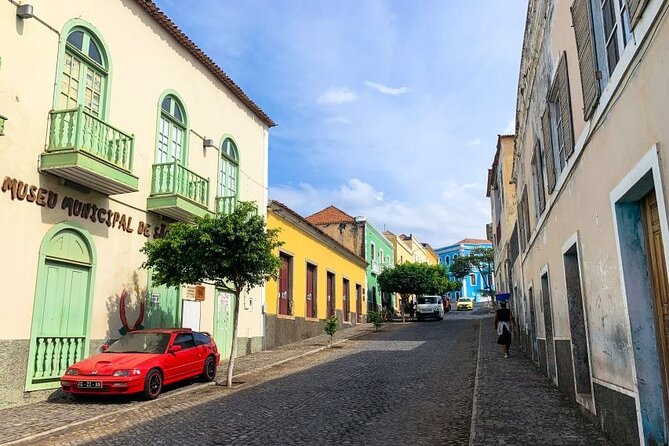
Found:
[157,95,187,164]
[59,28,108,117]
[218,138,239,198]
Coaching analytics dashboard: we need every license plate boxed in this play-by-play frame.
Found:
[77,381,102,389]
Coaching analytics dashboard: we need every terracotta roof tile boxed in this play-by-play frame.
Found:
[133,0,275,127]
[305,206,355,225]
[456,238,492,245]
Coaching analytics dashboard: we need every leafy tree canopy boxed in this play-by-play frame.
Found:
[378,262,455,297]
[141,201,283,387]
[141,202,283,293]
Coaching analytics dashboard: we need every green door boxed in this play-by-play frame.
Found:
[27,228,93,390]
[145,282,181,329]
[214,289,235,359]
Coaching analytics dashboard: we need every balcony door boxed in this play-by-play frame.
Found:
[157,95,186,165]
[59,27,108,117]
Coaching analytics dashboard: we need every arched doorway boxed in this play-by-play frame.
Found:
[26,224,95,390]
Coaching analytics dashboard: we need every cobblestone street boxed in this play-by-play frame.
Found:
[2,312,611,446]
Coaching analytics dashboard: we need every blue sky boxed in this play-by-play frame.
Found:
[155,0,527,248]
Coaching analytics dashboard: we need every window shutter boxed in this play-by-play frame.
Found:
[557,52,576,159]
[533,142,546,212]
[571,0,601,121]
[626,0,649,28]
[542,108,556,193]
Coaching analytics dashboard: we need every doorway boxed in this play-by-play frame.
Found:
[214,289,235,359]
[26,225,95,390]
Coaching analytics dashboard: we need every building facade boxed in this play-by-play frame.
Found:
[0,0,272,407]
[266,201,368,349]
[435,239,493,302]
[502,0,669,443]
[305,206,394,314]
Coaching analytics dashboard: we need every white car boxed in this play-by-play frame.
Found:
[416,295,444,321]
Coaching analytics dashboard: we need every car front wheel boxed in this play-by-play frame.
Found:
[143,368,163,400]
[201,356,217,382]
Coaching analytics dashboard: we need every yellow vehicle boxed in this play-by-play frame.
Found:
[456,298,474,311]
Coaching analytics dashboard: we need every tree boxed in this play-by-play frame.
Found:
[141,202,283,387]
[377,263,454,322]
[448,247,495,298]
[323,315,338,346]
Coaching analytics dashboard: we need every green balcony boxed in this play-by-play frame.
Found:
[216,195,237,215]
[40,107,138,194]
[147,161,212,222]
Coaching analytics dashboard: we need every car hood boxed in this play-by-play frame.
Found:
[70,353,160,376]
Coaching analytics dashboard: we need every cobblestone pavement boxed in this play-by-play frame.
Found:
[0,323,373,445]
[470,320,612,446]
[13,319,480,446]
[3,316,613,446]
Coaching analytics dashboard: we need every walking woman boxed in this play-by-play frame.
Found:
[494,301,515,358]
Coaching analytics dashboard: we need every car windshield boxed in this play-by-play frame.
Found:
[106,332,171,354]
[418,296,440,304]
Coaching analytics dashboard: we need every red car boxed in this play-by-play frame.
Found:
[60,328,220,400]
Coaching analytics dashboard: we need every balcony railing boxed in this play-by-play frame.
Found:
[30,335,85,383]
[151,161,209,207]
[48,106,134,173]
[216,195,237,215]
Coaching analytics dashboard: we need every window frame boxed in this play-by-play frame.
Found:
[218,136,240,199]
[55,23,110,119]
[156,93,188,165]
[591,0,633,85]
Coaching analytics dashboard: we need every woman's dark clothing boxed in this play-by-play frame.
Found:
[497,308,511,321]
[496,308,512,345]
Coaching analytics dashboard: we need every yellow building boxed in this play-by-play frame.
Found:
[0,0,271,406]
[266,201,367,349]
[422,243,439,265]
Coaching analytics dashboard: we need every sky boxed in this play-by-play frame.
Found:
[154,0,527,248]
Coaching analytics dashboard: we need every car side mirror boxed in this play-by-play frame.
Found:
[169,345,182,353]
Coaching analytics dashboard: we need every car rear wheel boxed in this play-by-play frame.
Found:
[201,355,217,382]
[143,368,162,400]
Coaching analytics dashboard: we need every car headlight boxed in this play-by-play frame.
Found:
[113,369,142,377]
[65,368,79,376]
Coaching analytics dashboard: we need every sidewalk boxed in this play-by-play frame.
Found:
[470,319,611,445]
[0,323,374,445]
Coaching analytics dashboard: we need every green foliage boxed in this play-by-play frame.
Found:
[367,310,384,331]
[377,262,452,297]
[141,201,283,293]
[324,315,338,344]
[449,256,472,281]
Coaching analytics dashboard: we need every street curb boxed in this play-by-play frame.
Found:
[1,327,374,446]
[469,318,483,446]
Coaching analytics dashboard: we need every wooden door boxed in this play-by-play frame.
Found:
[214,290,235,359]
[279,255,290,315]
[28,228,93,390]
[306,264,316,318]
[642,192,669,405]
[327,272,335,318]
[145,283,180,328]
[356,285,363,322]
[343,279,350,321]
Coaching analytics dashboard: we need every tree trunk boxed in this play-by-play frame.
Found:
[225,289,242,387]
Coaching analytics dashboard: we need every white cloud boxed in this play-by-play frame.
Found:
[364,81,409,96]
[269,178,490,248]
[467,138,482,147]
[326,116,353,125]
[317,87,357,105]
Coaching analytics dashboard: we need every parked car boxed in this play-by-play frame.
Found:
[60,328,220,400]
[457,298,474,311]
[442,297,451,313]
[416,295,445,321]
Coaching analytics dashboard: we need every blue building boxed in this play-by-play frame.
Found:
[435,238,493,302]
